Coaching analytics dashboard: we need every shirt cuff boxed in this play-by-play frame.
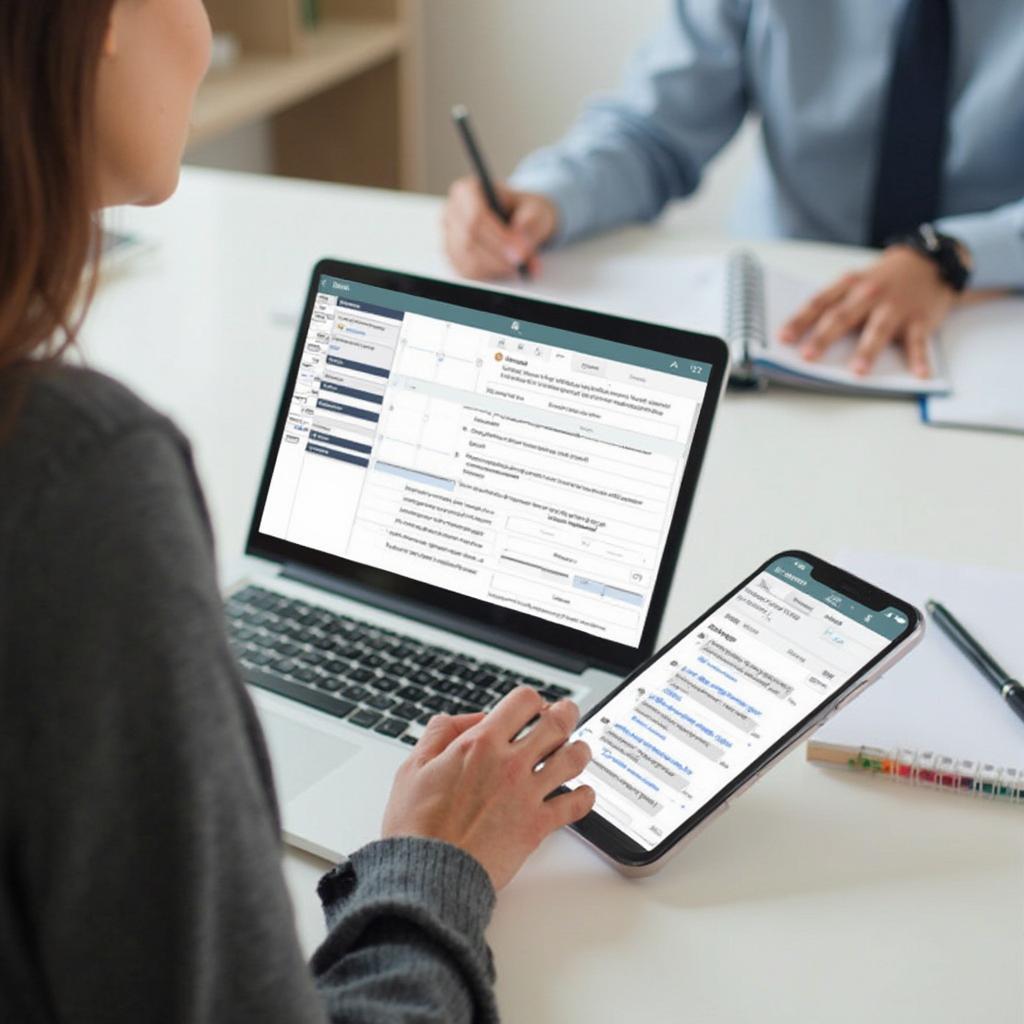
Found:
[509,160,592,248]
[936,206,1024,291]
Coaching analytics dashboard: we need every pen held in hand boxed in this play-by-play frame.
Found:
[451,104,530,280]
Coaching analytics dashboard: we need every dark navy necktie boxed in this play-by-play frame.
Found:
[868,0,953,247]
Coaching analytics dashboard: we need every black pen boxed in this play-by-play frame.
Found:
[927,599,1024,727]
[451,104,530,280]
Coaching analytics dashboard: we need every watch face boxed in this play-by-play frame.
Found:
[908,226,970,291]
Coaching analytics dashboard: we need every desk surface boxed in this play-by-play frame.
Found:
[87,168,1024,1024]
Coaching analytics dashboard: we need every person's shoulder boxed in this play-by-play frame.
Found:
[3,363,187,472]
[0,363,194,521]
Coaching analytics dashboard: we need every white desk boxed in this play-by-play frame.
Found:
[87,168,1024,1023]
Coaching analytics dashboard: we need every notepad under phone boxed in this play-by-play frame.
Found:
[807,552,1024,802]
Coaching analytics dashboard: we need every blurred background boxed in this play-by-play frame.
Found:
[190,0,756,232]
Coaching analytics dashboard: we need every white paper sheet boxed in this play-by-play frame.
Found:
[924,297,1024,433]
[814,552,1024,770]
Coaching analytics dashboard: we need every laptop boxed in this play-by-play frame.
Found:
[225,259,728,861]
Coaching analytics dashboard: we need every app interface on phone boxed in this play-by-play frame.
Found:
[568,556,910,851]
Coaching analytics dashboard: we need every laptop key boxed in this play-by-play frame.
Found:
[242,666,356,720]
[240,650,273,667]
[365,693,396,711]
[396,684,427,703]
[348,667,373,684]
[270,658,297,674]
[400,734,419,746]
[392,702,421,722]
[374,717,408,739]
[540,687,570,703]
[465,686,491,707]
[292,667,318,684]
[417,711,435,726]
[349,708,383,730]
[341,684,371,703]
[370,675,402,693]
[315,674,344,692]
[542,683,573,699]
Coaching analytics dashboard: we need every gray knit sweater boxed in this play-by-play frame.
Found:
[0,365,498,1023]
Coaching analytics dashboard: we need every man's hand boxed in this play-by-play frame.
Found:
[381,687,594,891]
[443,176,559,280]
[778,245,962,378]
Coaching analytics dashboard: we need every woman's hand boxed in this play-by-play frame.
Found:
[381,687,594,890]
[778,245,962,378]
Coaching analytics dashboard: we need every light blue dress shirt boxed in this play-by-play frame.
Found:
[510,0,1024,290]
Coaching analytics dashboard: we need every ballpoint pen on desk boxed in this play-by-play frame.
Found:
[450,104,530,280]
[926,599,1024,728]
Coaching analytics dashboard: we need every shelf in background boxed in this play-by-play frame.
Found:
[189,19,404,147]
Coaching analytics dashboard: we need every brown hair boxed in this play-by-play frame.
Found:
[0,2,116,412]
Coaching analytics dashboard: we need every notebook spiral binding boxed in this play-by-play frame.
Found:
[725,249,767,389]
[847,744,1023,802]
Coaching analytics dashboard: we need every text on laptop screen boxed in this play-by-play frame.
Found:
[259,276,712,648]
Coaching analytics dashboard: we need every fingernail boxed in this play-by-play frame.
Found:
[801,346,817,361]
[503,246,522,264]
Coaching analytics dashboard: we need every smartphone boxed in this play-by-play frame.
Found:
[564,551,924,875]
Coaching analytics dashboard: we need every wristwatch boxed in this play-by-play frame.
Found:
[890,223,972,292]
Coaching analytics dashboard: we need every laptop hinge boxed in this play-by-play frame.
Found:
[279,562,590,675]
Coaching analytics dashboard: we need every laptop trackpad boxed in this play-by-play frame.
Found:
[260,712,361,802]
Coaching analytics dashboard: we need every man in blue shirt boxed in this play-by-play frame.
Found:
[442,0,1023,378]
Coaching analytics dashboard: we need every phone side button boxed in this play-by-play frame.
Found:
[836,673,879,711]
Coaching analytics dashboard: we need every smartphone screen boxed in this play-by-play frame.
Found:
[567,553,916,856]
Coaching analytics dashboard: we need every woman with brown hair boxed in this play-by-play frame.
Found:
[0,3,594,1021]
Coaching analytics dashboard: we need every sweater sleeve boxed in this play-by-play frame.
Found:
[312,838,499,1024]
[7,424,329,1024]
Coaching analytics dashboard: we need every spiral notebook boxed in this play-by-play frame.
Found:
[520,249,949,396]
[806,552,1024,804]
[723,250,949,395]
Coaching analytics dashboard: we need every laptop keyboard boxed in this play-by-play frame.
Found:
[225,585,574,746]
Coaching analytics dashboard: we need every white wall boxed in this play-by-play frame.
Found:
[421,0,665,192]
[421,0,755,229]
[186,1,757,230]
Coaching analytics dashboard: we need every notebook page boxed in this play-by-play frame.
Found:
[518,252,728,337]
[753,269,949,394]
[814,552,1024,769]
[924,297,1024,432]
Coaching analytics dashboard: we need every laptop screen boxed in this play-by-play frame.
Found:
[256,270,715,652]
